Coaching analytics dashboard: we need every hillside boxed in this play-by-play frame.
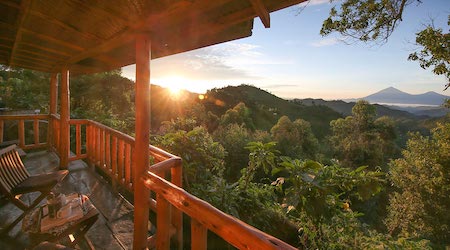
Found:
[202,85,342,139]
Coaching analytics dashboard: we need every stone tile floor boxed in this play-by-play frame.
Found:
[0,150,134,249]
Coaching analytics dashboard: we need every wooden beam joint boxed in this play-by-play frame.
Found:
[249,0,270,28]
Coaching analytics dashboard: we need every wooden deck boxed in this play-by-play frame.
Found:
[0,150,134,250]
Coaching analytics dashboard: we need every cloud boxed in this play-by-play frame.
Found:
[310,37,341,47]
[122,42,266,82]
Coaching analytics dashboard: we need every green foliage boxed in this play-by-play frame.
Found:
[274,158,384,220]
[271,116,319,160]
[213,123,252,181]
[239,141,279,190]
[220,102,255,129]
[386,122,450,244]
[320,0,413,43]
[408,17,450,89]
[70,71,135,133]
[0,67,50,111]
[154,123,226,191]
[330,100,398,169]
[295,209,431,249]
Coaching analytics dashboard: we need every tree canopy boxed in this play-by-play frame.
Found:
[319,0,450,88]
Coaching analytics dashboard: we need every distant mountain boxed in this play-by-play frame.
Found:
[359,87,449,106]
[295,98,419,119]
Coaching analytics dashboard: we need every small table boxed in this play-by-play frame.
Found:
[23,194,99,249]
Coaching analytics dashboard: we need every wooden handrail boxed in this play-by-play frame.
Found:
[0,114,50,120]
[143,171,297,250]
[0,114,51,150]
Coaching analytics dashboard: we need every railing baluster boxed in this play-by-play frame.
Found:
[171,162,183,249]
[18,120,24,148]
[125,143,131,189]
[76,123,81,157]
[118,139,124,184]
[0,120,3,143]
[105,132,111,173]
[100,128,105,169]
[111,136,118,178]
[191,219,207,250]
[33,119,39,146]
[156,194,171,250]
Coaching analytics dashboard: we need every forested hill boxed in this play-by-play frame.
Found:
[201,85,342,139]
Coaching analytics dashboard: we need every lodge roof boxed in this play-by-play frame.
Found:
[0,0,305,75]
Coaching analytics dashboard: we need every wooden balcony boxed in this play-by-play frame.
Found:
[0,114,296,249]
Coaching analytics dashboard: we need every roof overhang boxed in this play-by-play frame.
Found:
[0,0,305,75]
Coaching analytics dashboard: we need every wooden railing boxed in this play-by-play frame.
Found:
[1,114,297,249]
[85,120,135,191]
[143,170,296,250]
[0,114,50,150]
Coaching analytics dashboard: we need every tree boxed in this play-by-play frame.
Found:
[385,122,450,244]
[408,18,450,89]
[270,116,319,159]
[154,124,226,191]
[319,0,449,88]
[220,102,255,129]
[213,123,252,181]
[70,71,135,133]
[329,100,397,169]
[0,67,50,111]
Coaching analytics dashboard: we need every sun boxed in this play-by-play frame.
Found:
[157,76,187,98]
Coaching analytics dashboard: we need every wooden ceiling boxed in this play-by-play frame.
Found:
[0,0,305,75]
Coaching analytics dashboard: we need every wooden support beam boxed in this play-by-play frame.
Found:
[9,0,31,65]
[59,69,70,169]
[48,73,58,150]
[248,0,270,28]
[133,34,151,250]
[50,73,58,114]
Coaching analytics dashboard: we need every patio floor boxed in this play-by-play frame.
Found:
[0,150,135,249]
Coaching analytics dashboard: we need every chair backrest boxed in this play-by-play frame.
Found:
[0,145,30,195]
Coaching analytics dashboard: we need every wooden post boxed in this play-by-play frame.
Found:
[48,73,58,149]
[133,34,151,250]
[59,69,70,169]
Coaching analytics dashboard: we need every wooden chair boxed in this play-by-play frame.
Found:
[0,145,68,234]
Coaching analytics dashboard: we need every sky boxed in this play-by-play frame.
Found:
[122,0,450,100]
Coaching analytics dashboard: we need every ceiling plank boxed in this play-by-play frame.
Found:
[20,42,73,57]
[9,0,32,65]
[68,0,131,24]
[0,0,20,9]
[16,47,67,61]
[59,30,135,68]
[248,0,270,28]
[21,28,84,51]
[29,10,103,42]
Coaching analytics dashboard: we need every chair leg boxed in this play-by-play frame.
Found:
[0,192,48,235]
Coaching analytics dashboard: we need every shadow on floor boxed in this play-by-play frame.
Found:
[0,150,134,249]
